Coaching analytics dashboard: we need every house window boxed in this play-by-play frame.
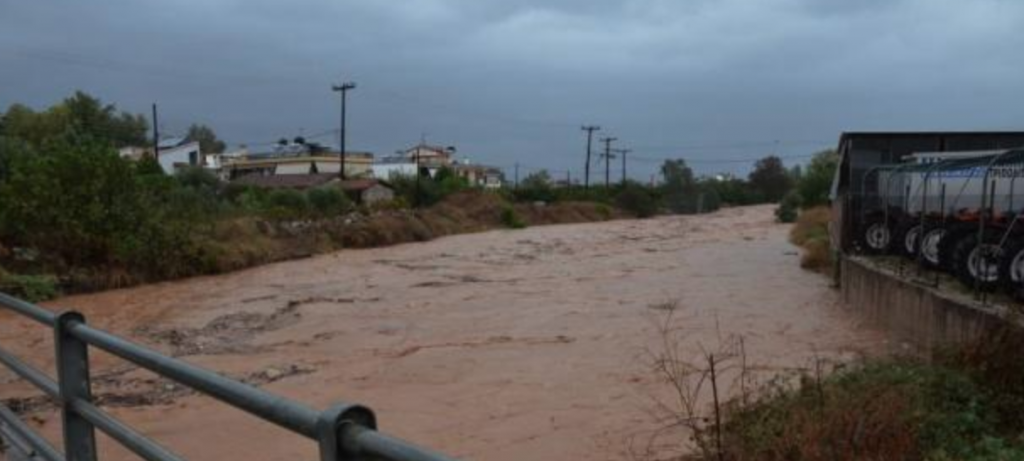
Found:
[189,151,199,165]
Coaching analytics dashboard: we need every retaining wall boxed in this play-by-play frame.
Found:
[840,256,1008,349]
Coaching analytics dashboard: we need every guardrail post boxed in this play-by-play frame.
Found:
[316,403,376,461]
[54,311,97,461]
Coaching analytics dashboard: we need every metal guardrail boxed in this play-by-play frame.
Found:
[0,292,458,461]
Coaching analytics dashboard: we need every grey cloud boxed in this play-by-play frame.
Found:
[1,0,1023,178]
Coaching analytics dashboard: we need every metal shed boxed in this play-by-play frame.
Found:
[830,131,1024,253]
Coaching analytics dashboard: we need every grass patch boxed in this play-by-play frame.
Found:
[713,326,1024,461]
[0,269,59,302]
[789,206,832,273]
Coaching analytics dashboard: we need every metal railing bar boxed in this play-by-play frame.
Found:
[0,345,60,398]
[349,427,459,461]
[64,320,321,439]
[0,293,57,326]
[69,399,185,461]
[0,422,39,458]
[0,404,65,461]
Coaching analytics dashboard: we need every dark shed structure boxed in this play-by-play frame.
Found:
[831,131,1024,253]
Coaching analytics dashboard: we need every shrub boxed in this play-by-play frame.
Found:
[775,190,802,223]
[795,149,838,209]
[266,189,309,216]
[500,205,527,229]
[722,359,1024,461]
[0,270,58,302]
[615,183,658,218]
[306,187,351,216]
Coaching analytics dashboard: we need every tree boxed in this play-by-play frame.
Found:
[748,155,793,202]
[515,170,554,202]
[520,170,552,189]
[0,92,148,148]
[795,149,838,208]
[661,159,700,213]
[185,124,226,154]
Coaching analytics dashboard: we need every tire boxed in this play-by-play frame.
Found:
[859,219,892,255]
[937,225,976,272]
[892,221,922,258]
[951,230,1003,292]
[918,225,947,268]
[999,237,1024,299]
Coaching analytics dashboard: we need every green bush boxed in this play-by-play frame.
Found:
[795,149,838,209]
[615,183,658,218]
[0,270,58,302]
[775,190,802,223]
[500,205,527,229]
[307,187,351,216]
[266,189,309,216]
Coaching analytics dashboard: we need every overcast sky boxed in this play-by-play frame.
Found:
[2,0,1023,180]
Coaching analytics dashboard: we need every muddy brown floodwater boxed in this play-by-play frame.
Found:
[0,205,885,460]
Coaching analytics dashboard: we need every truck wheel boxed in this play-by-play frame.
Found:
[919,226,946,268]
[952,231,1003,292]
[999,238,1024,299]
[860,219,891,254]
[893,222,922,257]
[938,226,975,272]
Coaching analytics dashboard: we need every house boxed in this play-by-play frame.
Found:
[157,137,203,174]
[340,179,395,205]
[117,137,203,174]
[452,162,504,189]
[829,131,1024,254]
[403,143,456,168]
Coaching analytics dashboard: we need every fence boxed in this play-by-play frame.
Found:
[0,292,458,461]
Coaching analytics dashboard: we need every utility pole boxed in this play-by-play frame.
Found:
[600,137,617,187]
[414,148,422,208]
[612,148,632,186]
[331,81,356,180]
[151,103,159,162]
[565,170,571,188]
[514,163,520,189]
[581,125,600,189]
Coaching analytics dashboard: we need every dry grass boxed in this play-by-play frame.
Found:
[789,206,832,273]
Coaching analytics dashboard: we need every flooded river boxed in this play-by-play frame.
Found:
[0,205,883,460]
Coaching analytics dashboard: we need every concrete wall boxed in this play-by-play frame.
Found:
[841,256,1008,349]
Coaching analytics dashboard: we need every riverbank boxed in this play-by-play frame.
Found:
[0,191,616,299]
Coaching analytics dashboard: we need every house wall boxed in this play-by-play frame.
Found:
[158,142,201,174]
[362,185,395,204]
[373,163,418,179]
[277,162,316,175]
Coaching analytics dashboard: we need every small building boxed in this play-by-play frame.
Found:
[340,179,395,205]
[118,137,203,175]
[403,143,456,168]
[452,163,504,189]
[157,137,203,174]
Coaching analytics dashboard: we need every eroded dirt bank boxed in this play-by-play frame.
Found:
[0,205,884,460]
